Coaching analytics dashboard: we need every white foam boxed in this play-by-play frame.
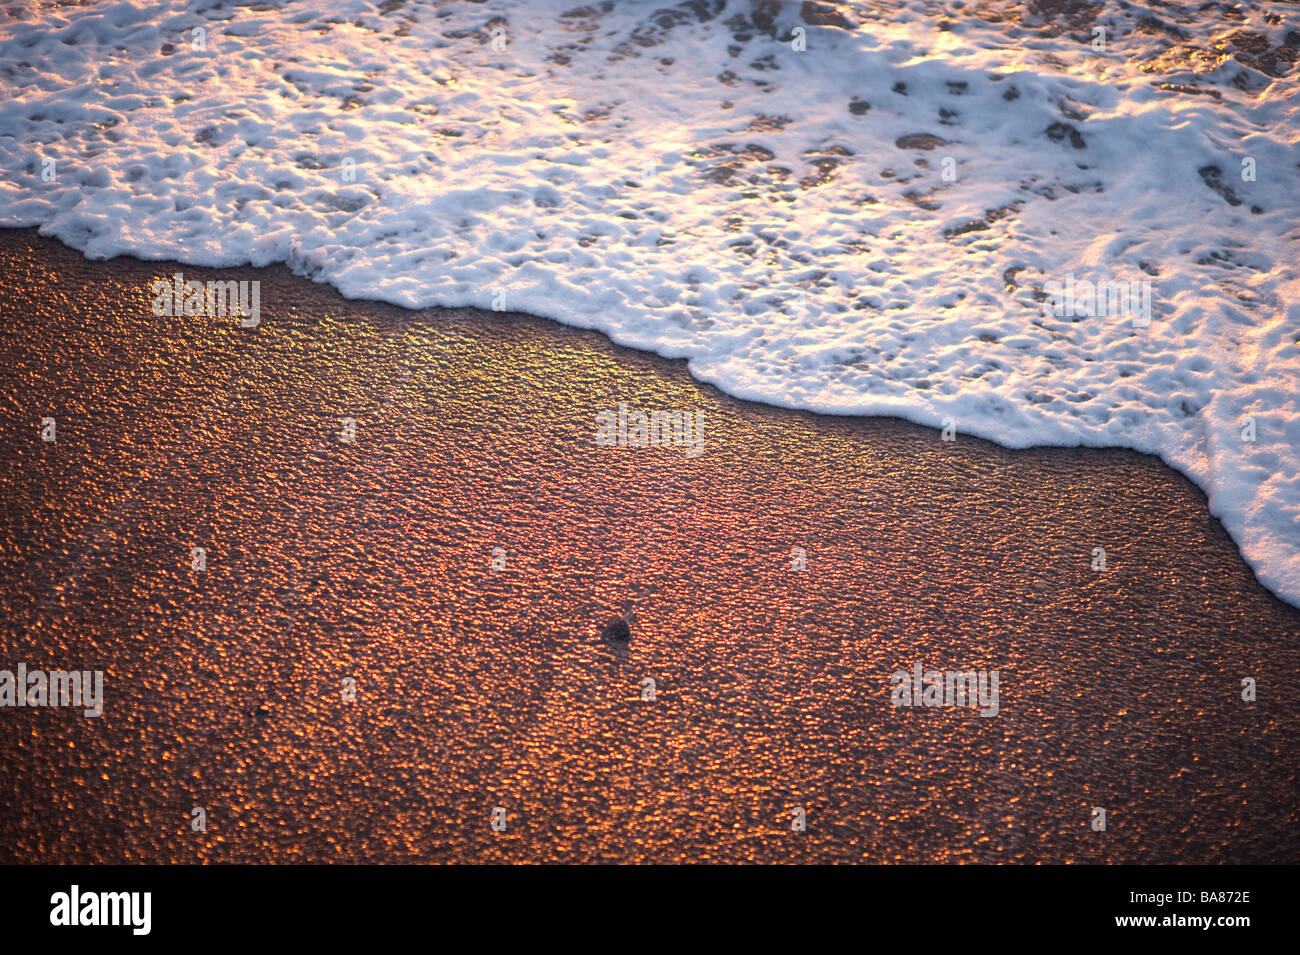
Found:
[2,0,1297,604]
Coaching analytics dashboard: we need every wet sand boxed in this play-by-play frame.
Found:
[1,227,1297,864]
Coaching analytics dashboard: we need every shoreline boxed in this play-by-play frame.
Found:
[2,227,1298,863]
[12,226,1297,610]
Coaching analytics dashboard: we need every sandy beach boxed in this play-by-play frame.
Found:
[1,228,1297,864]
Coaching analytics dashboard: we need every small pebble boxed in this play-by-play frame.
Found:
[601,616,631,642]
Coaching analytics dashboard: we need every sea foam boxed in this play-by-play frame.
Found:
[1,0,1297,604]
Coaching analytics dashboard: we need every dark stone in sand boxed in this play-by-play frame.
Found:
[602,616,631,642]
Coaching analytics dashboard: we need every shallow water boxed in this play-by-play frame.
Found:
[2,0,1298,604]
[2,230,1297,863]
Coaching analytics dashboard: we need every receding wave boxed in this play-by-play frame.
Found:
[1,0,1297,603]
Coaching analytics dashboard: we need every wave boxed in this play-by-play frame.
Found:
[1,0,1297,604]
